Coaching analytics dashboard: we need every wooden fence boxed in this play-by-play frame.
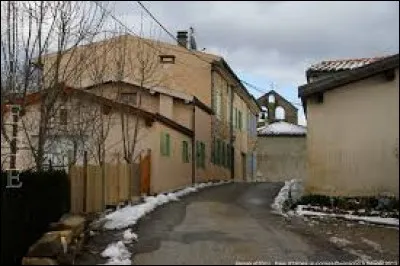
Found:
[69,163,138,214]
[69,149,152,214]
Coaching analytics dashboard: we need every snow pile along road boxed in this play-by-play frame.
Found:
[271,179,303,215]
[101,241,131,265]
[102,180,230,230]
[295,205,399,227]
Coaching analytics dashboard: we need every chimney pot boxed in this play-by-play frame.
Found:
[177,30,188,48]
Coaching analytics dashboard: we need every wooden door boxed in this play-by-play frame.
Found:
[140,150,151,195]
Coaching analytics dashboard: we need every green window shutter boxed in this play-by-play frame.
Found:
[238,111,242,130]
[166,133,170,156]
[186,141,189,162]
[182,141,188,163]
[160,132,165,156]
[221,142,225,168]
[233,108,237,128]
[216,139,220,165]
[225,144,231,167]
[218,140,222,166]
[196,141,200,168]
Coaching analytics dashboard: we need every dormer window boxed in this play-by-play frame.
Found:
[159,55,175,64]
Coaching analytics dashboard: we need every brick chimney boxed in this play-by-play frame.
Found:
[177,31,188,48]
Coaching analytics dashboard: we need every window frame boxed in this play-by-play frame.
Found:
[159,55,176,64]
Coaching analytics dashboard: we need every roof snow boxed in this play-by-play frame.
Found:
[258,121,306,136]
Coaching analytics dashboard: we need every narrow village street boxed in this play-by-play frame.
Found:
[76,183,399,265]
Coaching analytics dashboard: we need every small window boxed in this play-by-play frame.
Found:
[215,139,220,165]
[201,142,205,168]
[226,143,231,168]
[269,94,275,103]
[196,141,206,168]
[60,108,68,125]
[119,92,137,105]
[221,142,226,166]
[159,55,175,64]
[238,111,243,130]
[161,132,170,157]
[182,141,189,163]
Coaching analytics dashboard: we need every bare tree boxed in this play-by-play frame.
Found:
[118,18,164,164]
[1,1,110,170]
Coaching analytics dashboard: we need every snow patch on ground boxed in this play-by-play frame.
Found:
[360,237,383,253]
[295,205,399,227]
[271,179,303,215]
[329,236,352,247]
[344,248,372,262]
[100,241,131,265]
[123,228,137,244]
[102,180,229,230]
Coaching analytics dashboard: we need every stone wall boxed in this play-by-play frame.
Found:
[22,215,86,265]
[256,136,306,182]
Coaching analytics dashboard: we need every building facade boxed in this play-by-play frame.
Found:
[299,54,399,197]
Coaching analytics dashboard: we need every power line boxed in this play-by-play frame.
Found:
[136,1,177,43]
[135,1,212,65]
[91,1,196,70]
[94,1,302,108]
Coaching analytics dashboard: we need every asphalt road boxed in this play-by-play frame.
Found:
[130,182,358,265]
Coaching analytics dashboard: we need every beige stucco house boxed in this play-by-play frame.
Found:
[298,54,399,198]
[2,30,260,194]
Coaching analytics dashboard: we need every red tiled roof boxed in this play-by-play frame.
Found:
[308,56,389,72]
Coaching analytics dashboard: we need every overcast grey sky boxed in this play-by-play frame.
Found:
[111,1,399,125]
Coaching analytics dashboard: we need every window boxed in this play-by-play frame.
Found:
[159,55,175,64]
[160,132,170,156]
[216,91,222,119]
[221,142,225,167]
[182,141,189,163]
[119,92,137,105]
[196,141,206,168]
[269,94,275,103]
[227,86,231,123]
[233,108,237,128]
[226,143,231,168]
[238,111,242,130]
[243,109,247,131]
[59,108,68,125]
[215,139,221,165]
